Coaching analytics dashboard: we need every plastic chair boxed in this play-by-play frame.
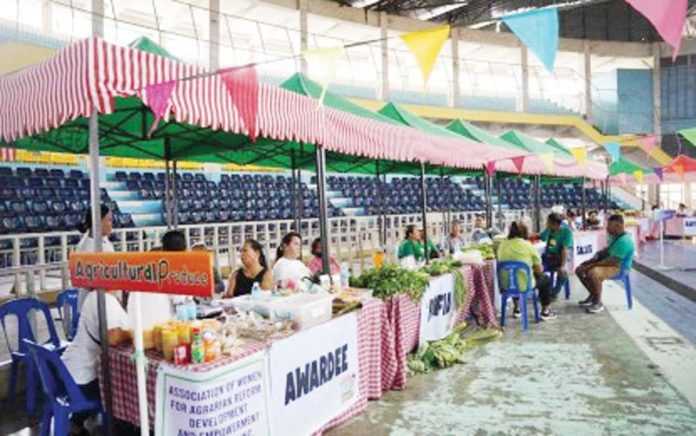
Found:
[0,298,62,415]
[497,261,540,332]
[56,290,80,341]
[23,339,104,436]
[543,259,571,300]
[610,250,634,309]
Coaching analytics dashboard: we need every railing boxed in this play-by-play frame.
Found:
[0,209,530,298]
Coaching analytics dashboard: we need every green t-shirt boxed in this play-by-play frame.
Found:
[496,238,541,291]
[608,233,635,269]
[540,227,573,255]
[398,239,438,261]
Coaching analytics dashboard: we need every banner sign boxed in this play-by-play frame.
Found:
[155,351,270,436]
[268,312,359,436]
[683,218,696,236]
[69,252,214,297]
[572,232,599,268]
[419,273,456,345]
[653,209,676,223]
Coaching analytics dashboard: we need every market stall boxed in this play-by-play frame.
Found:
[665,217,696,237]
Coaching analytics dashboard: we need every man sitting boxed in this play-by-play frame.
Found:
[539,213,573,299]
[575,214,634,314]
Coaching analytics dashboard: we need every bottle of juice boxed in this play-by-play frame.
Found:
[190,330,205,364]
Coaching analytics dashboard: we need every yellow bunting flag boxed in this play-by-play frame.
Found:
[633,170,643,183]
[301,46,345,105]
[540,152,554,172]
[570,147,587,169]
[674,164,685,180]
[400,26,450,90]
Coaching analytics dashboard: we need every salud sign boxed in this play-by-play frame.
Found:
[69,251,214,297]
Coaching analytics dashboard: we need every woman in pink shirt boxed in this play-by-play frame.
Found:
[307,237,341,276]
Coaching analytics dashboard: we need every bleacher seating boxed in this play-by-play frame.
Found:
[0,167,133,236]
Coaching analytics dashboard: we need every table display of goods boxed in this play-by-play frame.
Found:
[460,243,496,261]
[225,291,333,330]
[330,288,372,315]
[420,259,467,306]
[349,264,430,302]
[218,311,296,342]
[149,319,230,365]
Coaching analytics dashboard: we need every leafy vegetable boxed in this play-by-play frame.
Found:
[419,260,467,306]
[462,243,496,260]
[350,263,430,302]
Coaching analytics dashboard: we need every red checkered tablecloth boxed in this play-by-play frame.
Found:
[455,263,498,328]
[100,298,384,434]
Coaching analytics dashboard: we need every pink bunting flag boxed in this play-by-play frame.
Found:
[145,80,177,137]
[511,156,525,174]
[486,161,496,178]
[221,66,260,142]
[639,134,657,155]
[625,0,687,61]
[653,167,663,181]
[618,173,628,186]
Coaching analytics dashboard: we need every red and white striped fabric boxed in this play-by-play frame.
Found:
[0,38,607,178]
[0,147,16,161]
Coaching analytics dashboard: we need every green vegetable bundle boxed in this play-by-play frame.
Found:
[461,243,496,260]
[419,260,467,306]
[350,263,430,302]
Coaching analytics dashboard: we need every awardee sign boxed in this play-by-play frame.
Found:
[69,251,213,297]
[155,351,270,436]
[573,232,599,268]
[268,312,359,436]
[419,273,456,345]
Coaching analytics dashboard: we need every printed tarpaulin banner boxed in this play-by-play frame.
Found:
[572,232,599,269]
[268,312,360,436]
[419,273,456,345]
[69,251,214,297]
[154,351,270,436]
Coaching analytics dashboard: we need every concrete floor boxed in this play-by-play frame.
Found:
[328,276,696,436]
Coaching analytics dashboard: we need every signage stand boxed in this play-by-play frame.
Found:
[657,221,673,271]
[132,292,149,436]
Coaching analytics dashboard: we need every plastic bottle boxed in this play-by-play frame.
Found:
[190,331,205,364]
[340,263,350,289]
[251,282,262,299]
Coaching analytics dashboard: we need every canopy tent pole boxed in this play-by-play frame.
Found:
[602,178,608,216]
[315,145,331,275]
[496,174,503,231]
[439,169,448,239]
[172,160,178,229]
[534,174,542,233]
[581,176,587,230]
[298,146,304,239]
[420,162,430,264]
[89,112,116,436]
[483,165,492,229]
[376,160,386,247]
[290,150,301,232]
[164,159,172,229]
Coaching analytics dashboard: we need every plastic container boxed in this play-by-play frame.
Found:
[272,293,333,330]
[230,294,291,318]
[190,332,205,364]
[161,329,178,362]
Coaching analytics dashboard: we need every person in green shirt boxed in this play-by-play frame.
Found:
[539,213,573,298]
[397,224,441,263]
[575,214,635,314]
[497,221,556,320]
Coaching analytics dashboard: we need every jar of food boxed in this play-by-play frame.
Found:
[161,329,179,362]
[178,325,191,345]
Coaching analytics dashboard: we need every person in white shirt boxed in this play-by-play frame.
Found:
[272,232,311,290]
[75,205,115,309]
[61,290,130,430]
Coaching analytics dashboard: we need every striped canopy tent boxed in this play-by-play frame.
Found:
[0,38,523,173]
[610,155,696,185]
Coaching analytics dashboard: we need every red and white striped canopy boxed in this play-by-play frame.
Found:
[0,38,606,178]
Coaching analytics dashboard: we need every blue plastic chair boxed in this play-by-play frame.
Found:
[56,289,81,341]
[610,250,635,309]
[497,261,540,332]
[543,262,571,300]
[24,339,104,436]
[0,298,62,415]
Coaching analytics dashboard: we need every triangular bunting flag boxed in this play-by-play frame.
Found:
[486,161,496,178]
[618,173,628,186]
[653,167,664,181]
[221,66,260,142]
[502,8,558,71]
[678,127,696,148]
[626,0,687,61]
[674,164,685,179]
[400,26,450,89]
[145,80,177,136]
[302,46,345,105]
[570,148,587,169]
[511,156,525,174]
[540,152,554,172]
[633,170,644,183]
[603,141,621,163]
[639,135,657,155]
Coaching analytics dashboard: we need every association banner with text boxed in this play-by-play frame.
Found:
[155,351,270,436]
[69,251,214,297]
[572,232,599,268]
[268,312,360,436]
[419,273,456,345]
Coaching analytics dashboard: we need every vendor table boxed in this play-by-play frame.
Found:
[379,263,496,392]
[101,298,384,434]
[665,217,696,237]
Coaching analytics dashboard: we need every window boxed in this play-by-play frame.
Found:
[659,184,684,209]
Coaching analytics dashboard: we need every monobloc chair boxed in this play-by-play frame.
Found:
[497,261,540,332]
[0,297,62,415]
[24,340,104,436]
[610,250,635,309]
[543,261,571,300]
[55,289,81,341]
